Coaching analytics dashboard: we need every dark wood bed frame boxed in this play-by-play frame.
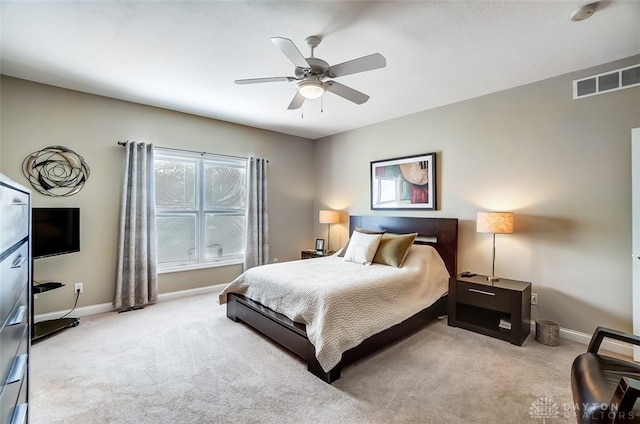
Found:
[226,215,458,383]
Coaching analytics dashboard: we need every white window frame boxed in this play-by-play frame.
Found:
[154,148,247,274]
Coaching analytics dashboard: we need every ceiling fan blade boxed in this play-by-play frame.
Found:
[287,92,305,110]
[324,81,369,104]
[271,37,311,70]
[235,76,295,85]
[328,53,386,77]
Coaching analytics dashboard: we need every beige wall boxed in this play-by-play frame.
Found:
[314,55,640,335]
[0,76,315,314]
[3,54,639,335]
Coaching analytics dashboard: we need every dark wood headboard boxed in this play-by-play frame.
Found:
[349,215,458,277]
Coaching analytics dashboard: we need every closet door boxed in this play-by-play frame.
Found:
[632,127,640,361]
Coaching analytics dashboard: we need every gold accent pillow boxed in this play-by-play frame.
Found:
[373,232,418,268]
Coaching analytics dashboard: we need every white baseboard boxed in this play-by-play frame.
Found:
[529,321,634,358]
[34,284,225,322]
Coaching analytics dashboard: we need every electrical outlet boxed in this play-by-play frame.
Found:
[74,282,83,294]
[531,293,538,305]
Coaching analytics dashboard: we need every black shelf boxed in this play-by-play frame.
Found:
[455,303,512,341]
[31,281,80,341]
[33,281,64,294]
[33,318,79,341]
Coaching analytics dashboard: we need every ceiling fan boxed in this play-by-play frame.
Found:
[234,36,386,110]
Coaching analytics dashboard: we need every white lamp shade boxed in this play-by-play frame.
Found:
[319,210,340,224]
[477,212,514,234]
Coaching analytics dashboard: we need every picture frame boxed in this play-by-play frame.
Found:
[370,152,437,210]
[315,238,325,252]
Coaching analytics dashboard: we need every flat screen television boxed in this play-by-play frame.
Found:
[32,207,80,259]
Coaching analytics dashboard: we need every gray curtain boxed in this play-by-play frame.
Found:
[114,142,158,310]
[244,157,269,270]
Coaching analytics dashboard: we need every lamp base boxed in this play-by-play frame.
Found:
[487,276,500,284]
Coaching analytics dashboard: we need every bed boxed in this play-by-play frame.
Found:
[219,215,458,383]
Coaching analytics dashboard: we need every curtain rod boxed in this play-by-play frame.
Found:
[117,141,259,162]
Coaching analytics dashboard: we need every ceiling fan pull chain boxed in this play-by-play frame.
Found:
[321,96,324,113]
[301,107,304,119]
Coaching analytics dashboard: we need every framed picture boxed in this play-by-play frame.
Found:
[315,238,325,252]
[371,152,437,210]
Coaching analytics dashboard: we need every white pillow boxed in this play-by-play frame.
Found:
[342,231,383,265]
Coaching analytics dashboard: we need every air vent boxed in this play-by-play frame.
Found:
[573,64,640,99]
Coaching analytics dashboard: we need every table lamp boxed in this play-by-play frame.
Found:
[476,212,514,283]
[319,210,340,253]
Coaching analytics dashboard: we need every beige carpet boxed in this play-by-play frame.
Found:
[31,292,587,424]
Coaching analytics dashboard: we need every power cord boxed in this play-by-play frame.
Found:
[58,288,80,320]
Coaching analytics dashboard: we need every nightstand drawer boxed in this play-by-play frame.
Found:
[456,281,511,313]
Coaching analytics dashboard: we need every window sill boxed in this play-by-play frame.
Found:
[157,259,243,274]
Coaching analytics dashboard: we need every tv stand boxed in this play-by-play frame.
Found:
[31,282,80,341]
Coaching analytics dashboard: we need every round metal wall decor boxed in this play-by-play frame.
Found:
[22,146,90,197]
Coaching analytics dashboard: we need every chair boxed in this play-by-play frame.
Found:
[571,326,640,423]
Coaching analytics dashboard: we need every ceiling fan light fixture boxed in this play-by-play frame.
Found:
[570,2,599,21]
[297,80,325,99]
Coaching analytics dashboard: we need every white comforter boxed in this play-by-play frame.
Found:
[218,244,450,372]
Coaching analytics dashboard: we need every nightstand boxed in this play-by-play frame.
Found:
[301,250,328,259]
[448,274,531,346]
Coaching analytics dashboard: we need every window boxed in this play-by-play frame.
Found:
[154,149,247,271]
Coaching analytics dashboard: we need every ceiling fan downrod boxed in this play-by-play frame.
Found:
[305,35,321,58]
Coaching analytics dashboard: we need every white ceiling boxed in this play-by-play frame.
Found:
[1,1,639,140]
